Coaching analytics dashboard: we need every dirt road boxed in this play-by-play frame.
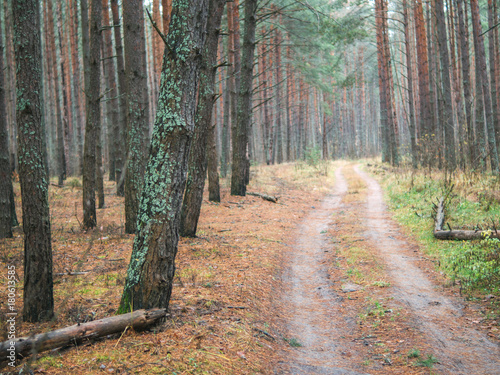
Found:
[277,165,500,374]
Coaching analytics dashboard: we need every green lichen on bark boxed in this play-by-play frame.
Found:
[119,0,209,311]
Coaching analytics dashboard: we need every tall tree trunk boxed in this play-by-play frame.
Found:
[110,0,127,196]
[231,0,257,195]
[46,0,66,186]
[119,0,209,312]
[180,0,225,237]
[471,0,499,173]
[456,0,475,166]
[382,0,398,165]
[13,0,54,322]
[488,0,499,148]
[435,0,457,169]
[102,0,118,182]
[123,0,150,234]
[207,119,221,202]
[274,20,283,164]
[403,0,417,168]
[82,0,102,229]
[414,0,433,165]
[70,0,84,174]
[0,12,14,239]
[376,0,390,163]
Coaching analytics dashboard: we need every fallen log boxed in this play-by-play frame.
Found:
[433,196,500,240]
[247,192,278,203]
[0,308,167,365]
[433,229,500,241]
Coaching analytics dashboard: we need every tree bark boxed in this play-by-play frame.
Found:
[110,0,127,196]
[435,0,457,170]
[456,0,475,166]
[403,0,418,168]
[123,0,150,234]
[414,0,433,165]
[0,12,13,239]
[471,0,499,173]
[0,309,167,363]
[82,0,102,229]
[180,0,226,237]
[119,0,209,312]
[230,0,257,196]
[13,0,54,322]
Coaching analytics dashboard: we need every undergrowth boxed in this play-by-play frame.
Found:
[371,163,500,297]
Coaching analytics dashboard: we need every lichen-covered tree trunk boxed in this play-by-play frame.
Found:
[13,0,54,322]
[110,0,127,197]
[0,13,14,239]
[82,0,101,229]
[123,0,150,234]
[119,0,209,312]
[180,0,225,237]
[231,0,257,196]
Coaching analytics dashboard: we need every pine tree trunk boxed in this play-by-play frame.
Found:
[414,0,433,165]
[471,0,499,173]
[119,0,209,312]
[376,0,390,163]
[488,0,499,148]
[110,0,127,197]
[435,0,457,169]
[403,0,418,168]
[13,0,54,322]
[102,0,117,182]
[0,12,13,239]
[274,22,283,164]
[123,0,150,234]
[231,0,257,196]
[69,0,84,175]
[180,0,225,237]
[456,0,475,166]
[82,0,101,229]
[207,120,221,202]
[46,0,66,186]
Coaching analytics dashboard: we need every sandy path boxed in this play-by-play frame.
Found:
[277,168,368,375]
[277,165,500,375]
[354,165,500,374]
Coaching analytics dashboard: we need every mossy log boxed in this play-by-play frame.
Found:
[0,308,167,366]
[433,197,500,240]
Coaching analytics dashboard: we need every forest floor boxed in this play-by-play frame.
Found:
[1,161,499,374]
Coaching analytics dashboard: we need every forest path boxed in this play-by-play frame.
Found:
[276,164,500,374]
[355,165,500,374]
[276,167,368,375]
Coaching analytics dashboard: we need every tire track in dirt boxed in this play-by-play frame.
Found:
[276,167,368,375]
[354,165,500,375]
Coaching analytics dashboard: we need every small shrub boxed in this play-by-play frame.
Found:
[443,233,500,292]
[68,178,82,189]
[415,354,439,368]
[407,348,420,358]
[283,337,302,347]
